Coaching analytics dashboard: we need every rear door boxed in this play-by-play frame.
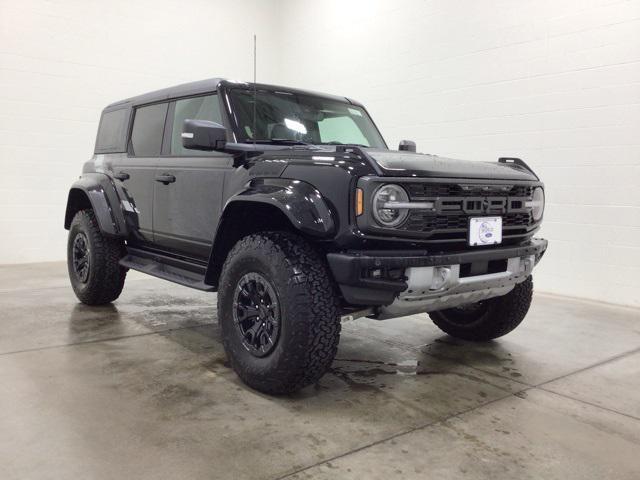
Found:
[153,93,233,260]
[109,102,168,246]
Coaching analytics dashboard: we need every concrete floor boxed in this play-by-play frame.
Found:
[1,262,639,480]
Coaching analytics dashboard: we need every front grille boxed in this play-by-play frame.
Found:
[406,183,533,199]
[401,212,532,232]
[396,182,537,242]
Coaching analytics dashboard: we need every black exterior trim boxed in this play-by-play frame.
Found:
[64,173,127,237]
[498,157,539,180]
[225,178,336,238]
[120,247,214,291]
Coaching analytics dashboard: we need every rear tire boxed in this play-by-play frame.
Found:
[67,209,127,305]
[429,276,533,341]
[218,232,341,395]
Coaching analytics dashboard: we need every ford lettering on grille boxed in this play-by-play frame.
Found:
[433,196,529,215]
[397,182,539,241]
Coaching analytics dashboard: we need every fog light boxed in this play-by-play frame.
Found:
[431,267,451,290]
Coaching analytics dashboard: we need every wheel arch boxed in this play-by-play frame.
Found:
[64,174,127,237]
[204,179,336,288]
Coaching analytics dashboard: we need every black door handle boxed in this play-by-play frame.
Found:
[155,174,176,185]
[113,171,130,181]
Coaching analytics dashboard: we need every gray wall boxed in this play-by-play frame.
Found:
[274,0,640,307]
[1,0,639,307]
[0,0,281,263]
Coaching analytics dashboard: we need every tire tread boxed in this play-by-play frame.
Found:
[430,276,533,341]
[68,209,126,305]
[218,232,340,394]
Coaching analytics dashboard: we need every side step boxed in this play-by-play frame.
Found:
[119,247,215,292]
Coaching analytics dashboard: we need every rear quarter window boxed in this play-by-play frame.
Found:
[95,108,129,153]
[130,103,169,157]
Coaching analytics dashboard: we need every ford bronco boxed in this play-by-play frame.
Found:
[65,78,547,394]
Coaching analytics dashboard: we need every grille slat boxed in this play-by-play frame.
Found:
[406,183,533,199]
[402,212,532,232]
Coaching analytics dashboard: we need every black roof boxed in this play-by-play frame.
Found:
[104,78,354,111]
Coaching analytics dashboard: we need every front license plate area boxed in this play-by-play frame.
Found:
[469,216,502,246]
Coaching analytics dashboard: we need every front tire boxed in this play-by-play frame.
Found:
[218,232,341,395]
[429,276,533,341]
[67,209,127,305]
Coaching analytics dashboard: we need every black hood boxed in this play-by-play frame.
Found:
[366,149,538,181]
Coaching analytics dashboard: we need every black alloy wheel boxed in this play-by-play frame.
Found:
[233,272,281,357]
[72,231,90,283]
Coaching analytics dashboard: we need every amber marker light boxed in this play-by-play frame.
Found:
[356,188,364,216]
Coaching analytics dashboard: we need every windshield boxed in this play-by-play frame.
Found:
[228,88,386,148]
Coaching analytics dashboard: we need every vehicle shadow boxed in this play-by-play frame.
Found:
[67,303,125,343]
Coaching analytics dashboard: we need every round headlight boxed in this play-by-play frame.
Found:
[531,187,545,221]
[372,184,409,227]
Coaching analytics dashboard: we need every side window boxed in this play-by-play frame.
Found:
[171,94,223,156]
[130,102,168,156]
[95,108,128,153]
[318,115,370,146]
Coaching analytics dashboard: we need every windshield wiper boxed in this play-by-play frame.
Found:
[250,138,313,146]
[321,141,370,148]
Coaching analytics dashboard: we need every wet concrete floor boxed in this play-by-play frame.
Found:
[1,262,639,479]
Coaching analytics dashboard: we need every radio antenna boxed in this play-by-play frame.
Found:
[252,34,257,146]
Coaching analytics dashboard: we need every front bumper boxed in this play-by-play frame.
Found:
[327,238,548,318]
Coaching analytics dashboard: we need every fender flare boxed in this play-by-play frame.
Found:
[204,178,335,287]
[64,173,127,237]
[224,178,336,237]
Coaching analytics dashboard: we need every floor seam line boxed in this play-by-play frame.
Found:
[0,277,152,295]
[535,346,640,388]
[534,386,640,421]
[0,322,215,357]
[420,351,536,388]
[414,344,640,392]
[272,391,516,480]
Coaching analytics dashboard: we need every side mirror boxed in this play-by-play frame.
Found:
[399,140,416,152]
[182,119,227,151]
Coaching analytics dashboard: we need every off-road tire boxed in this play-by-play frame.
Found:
[67,209,127,305]
[218,232,341,395]
[429,276,533,341]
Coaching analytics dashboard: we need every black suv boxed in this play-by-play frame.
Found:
[65,78,547,394]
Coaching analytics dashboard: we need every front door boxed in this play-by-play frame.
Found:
[153,94,233,260]
[109,102,168,246]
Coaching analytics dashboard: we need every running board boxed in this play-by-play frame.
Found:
[119,248,215,292]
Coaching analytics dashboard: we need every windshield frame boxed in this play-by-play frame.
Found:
[222,84,388,149]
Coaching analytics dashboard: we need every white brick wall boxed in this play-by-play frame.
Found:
[274,0,640,307]
[0,0,281,264]
[1,0,639,307]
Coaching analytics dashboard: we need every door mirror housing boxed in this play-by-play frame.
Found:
[399,140,416,152]
[182,119,227,151]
